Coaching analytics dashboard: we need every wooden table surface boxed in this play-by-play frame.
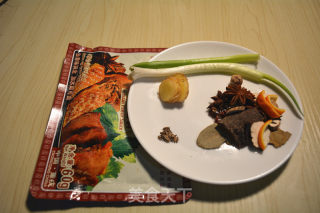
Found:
[1,0,320,212]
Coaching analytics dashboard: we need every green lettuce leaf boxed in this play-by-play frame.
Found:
[92,103,137,184]
[122,153,136,163]
[102,157,124,179]
[111,138,136,158]
[93,103,120,144]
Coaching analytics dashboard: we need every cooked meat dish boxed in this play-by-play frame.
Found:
[72,63,106,99]
[61,112,104,142]
[63,74,131,127]
[73,142,113,186]
[62,128,107,147]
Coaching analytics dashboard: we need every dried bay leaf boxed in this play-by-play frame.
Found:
[269,129,292,148]
[197,123,226,149]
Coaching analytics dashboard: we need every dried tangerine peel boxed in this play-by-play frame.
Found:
[257,90,285,118]
[266,94,285,114]
[258,120,272,150]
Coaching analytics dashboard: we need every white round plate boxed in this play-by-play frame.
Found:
[127,41,304,184]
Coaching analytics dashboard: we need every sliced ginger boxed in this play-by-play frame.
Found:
[159,77,181,102]
[175,74,189,102]
[158,73,189,103]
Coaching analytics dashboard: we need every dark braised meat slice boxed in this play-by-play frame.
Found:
[61,112,103,142]
[73,142,113,186]
[216,108,264,148]
[62,128,107,147]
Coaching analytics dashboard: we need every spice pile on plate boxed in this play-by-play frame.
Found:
[197,75,291,151]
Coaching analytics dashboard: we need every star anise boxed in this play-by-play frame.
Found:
[207,90,228,120]
[224,84,255,106]
[207,79,256,121]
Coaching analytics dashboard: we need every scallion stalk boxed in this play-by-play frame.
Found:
[131,54,260,69]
